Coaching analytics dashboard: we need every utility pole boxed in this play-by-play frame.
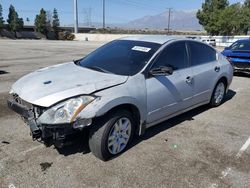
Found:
[103,0,106,29]
[167,8,173,35]
[83,7,92,27]
[74,0,78,33]
[89,7,92,27]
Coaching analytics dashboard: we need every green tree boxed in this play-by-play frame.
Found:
[7,5,23,34]
[35,8,47,35]
[241,1,250,34]
[46,10,52,33]
[197,0,229,35]
[0,3,4,30]
[221,1,250,35]
[52,8,60,38]
[244,0,250,7]
[213,0,229,9]
[218,4,240,35]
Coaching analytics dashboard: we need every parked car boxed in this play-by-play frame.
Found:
[222,39,250,75]
[202,38,216,47]
[186,36,202,41]
[7,36,233,161]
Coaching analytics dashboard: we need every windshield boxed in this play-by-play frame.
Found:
[230,40,250,51]
[78,40,161,76]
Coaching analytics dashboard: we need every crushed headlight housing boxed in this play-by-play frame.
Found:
[38,96,96,124]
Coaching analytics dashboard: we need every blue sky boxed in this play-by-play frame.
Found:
[0,0,242,26]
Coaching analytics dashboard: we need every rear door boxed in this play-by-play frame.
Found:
[187,41,219,104]
[146,41,194,123]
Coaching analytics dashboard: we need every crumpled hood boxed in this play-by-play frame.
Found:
[11,62,128,107]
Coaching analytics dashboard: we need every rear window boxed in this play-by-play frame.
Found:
[188,41,217,66]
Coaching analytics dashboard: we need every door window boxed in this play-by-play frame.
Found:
[188,41,217,66]
[152,41,188,70]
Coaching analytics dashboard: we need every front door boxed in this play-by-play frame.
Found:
[146,41,193,123]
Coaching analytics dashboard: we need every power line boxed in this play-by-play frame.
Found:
[109,0,164,12]
[3,9,73,14]
[3,0,169,28]
[125,0,164,10]
[82,7,92,27]
[125,0,166,11]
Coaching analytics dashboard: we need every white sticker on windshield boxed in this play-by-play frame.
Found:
[132,46,151,52]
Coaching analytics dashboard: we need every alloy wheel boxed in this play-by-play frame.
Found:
[214,82,225,104]
[107,117,132,155]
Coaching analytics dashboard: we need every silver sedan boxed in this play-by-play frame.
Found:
[8,36,233,161]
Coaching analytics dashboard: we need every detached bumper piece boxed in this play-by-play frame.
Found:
[7,100,77,148]
[7,99,33,119]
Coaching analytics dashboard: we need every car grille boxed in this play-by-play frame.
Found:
[234,62,250,69]
[229,56,250,60]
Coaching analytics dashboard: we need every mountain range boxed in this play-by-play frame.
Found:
[125,10,202,31]
[74,10,203,31]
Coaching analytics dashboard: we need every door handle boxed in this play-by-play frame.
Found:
[186,76,192,84]
[214,66,220,72]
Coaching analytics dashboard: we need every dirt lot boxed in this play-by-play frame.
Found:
[0,39,249,188]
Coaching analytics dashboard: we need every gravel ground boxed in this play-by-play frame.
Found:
[0,39,249,188]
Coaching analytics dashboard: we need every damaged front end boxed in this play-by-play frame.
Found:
[226,57,250,75]
[7,94,95,148]
[233,62,250,74]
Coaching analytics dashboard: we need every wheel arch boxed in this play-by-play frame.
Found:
[217,76,228,90]
[208,75,228,102]
[104,103,142,135]
[209,75,228,107]
[211,74,229,93]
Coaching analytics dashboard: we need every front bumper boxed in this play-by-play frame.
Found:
[232,62,250,74]
[7,100,78,147]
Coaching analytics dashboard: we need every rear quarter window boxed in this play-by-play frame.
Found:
[188,41,217,66]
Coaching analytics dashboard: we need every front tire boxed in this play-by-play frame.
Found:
[210,80,226,107]
[89,110,135,161]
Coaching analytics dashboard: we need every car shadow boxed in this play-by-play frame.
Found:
[156,76,183,102]
[56,131,91,156]
[0,70,9,75]
[55,89,236,157]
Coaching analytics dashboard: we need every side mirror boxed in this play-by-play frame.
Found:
[149,66,174,76]
[224,47,230,50]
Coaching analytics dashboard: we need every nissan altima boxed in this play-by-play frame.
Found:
[7,36,233,161]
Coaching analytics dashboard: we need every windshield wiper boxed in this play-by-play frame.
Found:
[85,66,112,74]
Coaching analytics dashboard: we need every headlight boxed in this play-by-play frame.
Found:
[38,96,96,124]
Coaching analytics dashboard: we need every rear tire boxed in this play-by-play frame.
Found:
[89,110,135,161]
[210,80,226,107]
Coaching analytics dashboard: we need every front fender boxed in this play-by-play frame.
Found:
[76,74,147,125]
[77,96,143,120]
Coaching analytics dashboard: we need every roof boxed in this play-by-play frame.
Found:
[120,35,182,44]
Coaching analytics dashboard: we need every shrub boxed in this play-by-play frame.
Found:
[58,31,75,40]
